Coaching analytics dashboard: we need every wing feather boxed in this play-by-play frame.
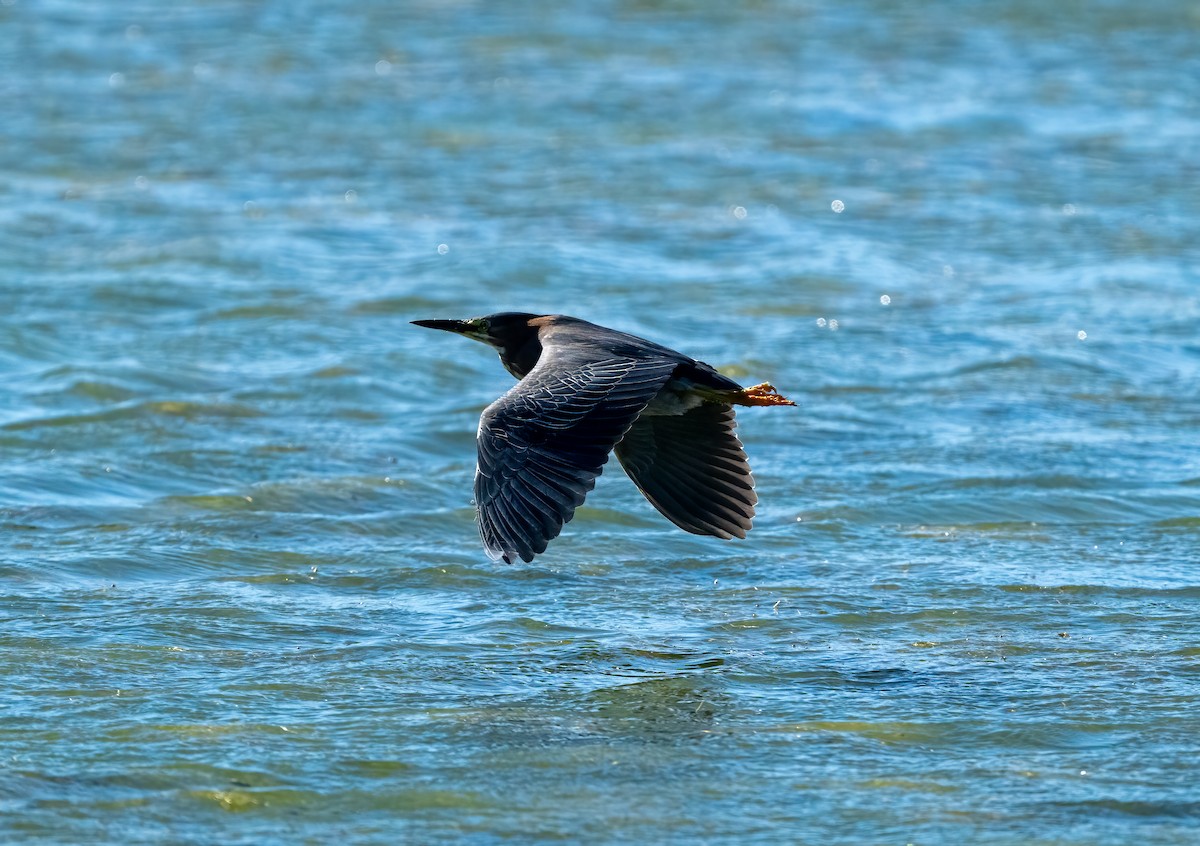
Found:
[614,402,757,539]
[475,351,678,563]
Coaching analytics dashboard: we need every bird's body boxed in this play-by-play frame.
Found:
[412,313,794,563]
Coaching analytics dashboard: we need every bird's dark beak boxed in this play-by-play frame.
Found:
[411,318,472,334]
[412,318,492,343]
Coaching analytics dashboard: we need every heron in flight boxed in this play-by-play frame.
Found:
[412,313,794,563]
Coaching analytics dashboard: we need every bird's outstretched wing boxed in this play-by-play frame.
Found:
[475,352,678,563]
[614,402,756,539]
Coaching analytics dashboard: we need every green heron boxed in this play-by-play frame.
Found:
[412,313,795,563]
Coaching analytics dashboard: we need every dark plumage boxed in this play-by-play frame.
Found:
[412,313,795,563]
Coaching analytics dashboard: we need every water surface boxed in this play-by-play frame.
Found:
[2,1,1199,843]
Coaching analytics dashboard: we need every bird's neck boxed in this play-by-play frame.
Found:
[499,335,543,380]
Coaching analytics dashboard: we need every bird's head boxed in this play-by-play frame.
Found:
[411,312,541,347]
[412,312,545,377]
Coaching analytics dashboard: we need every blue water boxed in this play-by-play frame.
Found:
[3,1,1200,843]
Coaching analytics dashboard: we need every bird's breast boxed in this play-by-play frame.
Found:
[640,379,708,417]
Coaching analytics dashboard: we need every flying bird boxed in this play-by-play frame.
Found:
[412,313,795,563]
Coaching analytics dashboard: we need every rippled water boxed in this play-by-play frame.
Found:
[3,1,1200,843]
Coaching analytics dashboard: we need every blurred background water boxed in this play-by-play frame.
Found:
[3,0,1200,843]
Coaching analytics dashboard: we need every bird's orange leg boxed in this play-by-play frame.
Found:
[733,382,796,407]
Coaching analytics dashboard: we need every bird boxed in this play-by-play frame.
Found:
[412,313,795,563]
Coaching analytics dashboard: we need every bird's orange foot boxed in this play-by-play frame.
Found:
[737,382,796,407]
